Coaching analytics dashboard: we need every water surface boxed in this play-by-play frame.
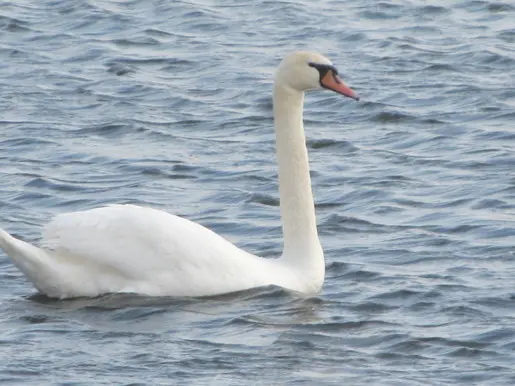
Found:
[1,0,515,384]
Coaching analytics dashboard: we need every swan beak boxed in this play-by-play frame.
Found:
[321,72,360,101]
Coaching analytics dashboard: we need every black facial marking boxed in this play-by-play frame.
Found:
[308,62,341,87]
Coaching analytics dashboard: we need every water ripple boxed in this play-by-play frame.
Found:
[1,0,515,384]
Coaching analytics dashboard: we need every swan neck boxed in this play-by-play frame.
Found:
[273,83,321,258]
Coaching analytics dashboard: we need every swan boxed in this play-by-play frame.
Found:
[0,51,359,299]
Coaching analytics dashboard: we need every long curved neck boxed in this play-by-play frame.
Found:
[273,83,322,261]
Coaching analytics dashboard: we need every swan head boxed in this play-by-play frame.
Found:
[275,51,359,100]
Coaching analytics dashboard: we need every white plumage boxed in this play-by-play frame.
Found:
[0,51,359,299]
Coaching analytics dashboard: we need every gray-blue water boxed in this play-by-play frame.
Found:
[1,0,515,384]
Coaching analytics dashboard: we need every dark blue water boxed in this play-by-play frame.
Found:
[1,0,515,384]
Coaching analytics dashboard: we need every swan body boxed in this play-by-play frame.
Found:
[0,205,299,298]
[0,51,359,299]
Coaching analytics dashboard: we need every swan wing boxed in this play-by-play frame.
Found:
[41,204,272,297]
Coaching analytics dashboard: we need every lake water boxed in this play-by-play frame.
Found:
[1,0,515,384]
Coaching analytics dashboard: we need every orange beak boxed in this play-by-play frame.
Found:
[321,71,360,101]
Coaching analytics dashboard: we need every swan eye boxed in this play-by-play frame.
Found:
[308,62,339,81]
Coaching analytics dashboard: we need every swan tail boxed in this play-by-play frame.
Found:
[0,228,61,295]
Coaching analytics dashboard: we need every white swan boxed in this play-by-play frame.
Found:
[0,51,359,299]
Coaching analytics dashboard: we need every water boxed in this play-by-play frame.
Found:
[1,0,514,384]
